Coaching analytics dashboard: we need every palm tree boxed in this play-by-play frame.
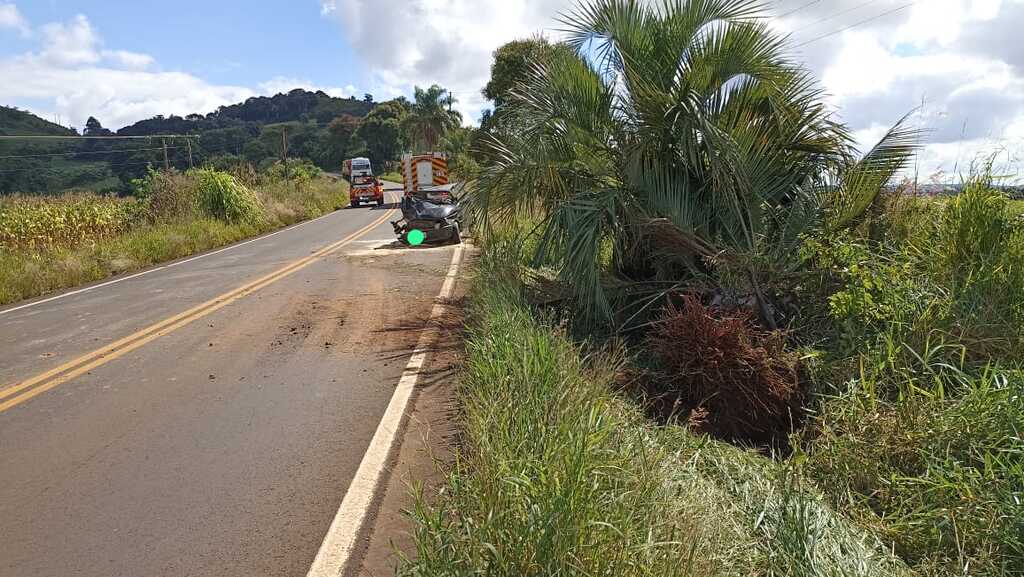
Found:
[403,85,463,151]
[475,0,918,328]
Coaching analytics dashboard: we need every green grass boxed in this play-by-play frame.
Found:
[400,240,910,577]
[803,368,1024,576]
[379,172,403,184]
[0,174,347,306]
[795,182,1024,575]
[1009,199,1024,218]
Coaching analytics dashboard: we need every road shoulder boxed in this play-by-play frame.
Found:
[346,255,470,577]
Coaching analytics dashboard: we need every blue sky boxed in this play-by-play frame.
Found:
[1,0,370,96]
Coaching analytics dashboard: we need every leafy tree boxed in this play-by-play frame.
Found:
[474,0,918,328]
[1,90,383,194]
[354,100,407,168]
[83,117,113,137]
[327,114,361,144]
[402,85,462,151]
[441,125,480,181]
[483,37,572,112]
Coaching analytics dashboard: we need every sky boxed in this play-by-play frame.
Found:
[1,0,1022,180]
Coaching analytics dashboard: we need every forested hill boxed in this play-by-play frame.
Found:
[116,89,375,136]
[0,106,76,136]
[1,89,397,195]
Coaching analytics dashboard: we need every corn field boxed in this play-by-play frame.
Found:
[0,195,144,251]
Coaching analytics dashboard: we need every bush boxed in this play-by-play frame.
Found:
[132,168,201,222]
[935,182,1024,358]
[194,168,265,225]
[263,158,322,185]
[800,178,1024,575]
[645,296,802,447]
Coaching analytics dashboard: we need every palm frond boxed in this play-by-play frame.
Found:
[825,113,922,232]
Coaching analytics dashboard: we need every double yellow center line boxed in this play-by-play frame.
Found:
[0,207,395,414]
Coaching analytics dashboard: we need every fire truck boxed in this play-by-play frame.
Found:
[343,157,383,207]
[400,152,453,202]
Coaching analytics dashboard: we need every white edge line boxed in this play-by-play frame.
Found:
[306,242,464,577]
[0,189,401,317]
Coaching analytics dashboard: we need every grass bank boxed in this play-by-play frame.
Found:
[400,242,911,577]
[0,168,346,306]
[379,172,403,184]
[402,183,1023,577]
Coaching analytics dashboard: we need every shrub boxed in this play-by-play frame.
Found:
[132,168,201,222]
[402,240,910,577]
[263,158,321,186]
[645,296,802,447]
[194,168,264,225]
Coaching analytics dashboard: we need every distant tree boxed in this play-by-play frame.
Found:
[354,100,407,167]
[83,117,113,137]
[402,85,462,151]
[328,114,361,143]
[363,93,374,103]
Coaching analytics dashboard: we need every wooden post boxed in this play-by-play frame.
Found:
[163,139,170,171]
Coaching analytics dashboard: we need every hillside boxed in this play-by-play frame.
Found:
[0,106,76,136]
[0,90,385,195]
[0,107,117,194]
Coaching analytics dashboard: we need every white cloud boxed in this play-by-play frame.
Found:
[1,12,370,132]
[258,76,358,98]
[102,50,155,70]
[1,14,255,130]
[794,0,1024,179]
[0,3,29,37]
[0,56,255,130]
[39,14,101,66]
[319,0,1024,177]
[320,0,569,123]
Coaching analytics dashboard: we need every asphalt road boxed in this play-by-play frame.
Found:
[0,183,457,577]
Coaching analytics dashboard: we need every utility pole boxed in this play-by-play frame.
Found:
[162,139,170,171]
[186,139,194,170]
[280,128,289,180]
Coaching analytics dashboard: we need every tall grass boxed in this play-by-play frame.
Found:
[803,368,1024,577]
[0,169,346,306]
[799,180,1024,575]
[401,238,909,577]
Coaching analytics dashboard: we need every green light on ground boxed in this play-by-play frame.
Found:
[407,229,426,246]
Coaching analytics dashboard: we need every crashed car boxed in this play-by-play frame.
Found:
[391,194,463,245]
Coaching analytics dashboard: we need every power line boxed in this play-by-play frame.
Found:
[0,134,200,141]
[790,0,885,34]
[0,140,259,175]
[792,1,918,48]
[0,146,183,161]
[776,0,823,19]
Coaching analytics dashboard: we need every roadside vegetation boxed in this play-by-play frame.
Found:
[0,162,345,305]
[403,239,912,577]
[403,1,1023,576]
